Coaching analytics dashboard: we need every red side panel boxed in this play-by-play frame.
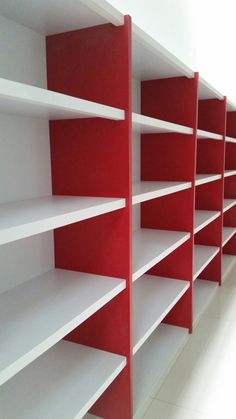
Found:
[198,99,226,135]
[47,17,132,419]
[141,74,199,332]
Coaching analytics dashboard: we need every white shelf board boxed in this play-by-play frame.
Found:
[226,136,236,143]
[0,0,124,35]
[222,254,236,282]
[0,78,124,120]
[198,76,224,100]
[133,323,188,417]
[224,170,236,178]
[197,129,223,140]
[194,210,220,234]
[194,244,220,281]
[227,99,236,112]
[132,23,194,81]
[0,195,125,246]
[0,269,125,386]
[0,340,126,419]
[132,113,193,135]
[193,279,218,326]
[223,199,236,213]
[132,181,192,205]
[195,173,221,186]
[85,415,101,419]
[133,229,190,282]
[133,275,189,354]
[222,226,236,247]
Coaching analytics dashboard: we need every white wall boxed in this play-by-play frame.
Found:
[109,0,236,103]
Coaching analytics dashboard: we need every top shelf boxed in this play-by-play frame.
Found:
[132,23,194,81]
[198,76,224,100]
[0,78,124,121]
[0,0,124,35]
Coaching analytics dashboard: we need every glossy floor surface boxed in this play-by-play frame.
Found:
[143,263,236,419]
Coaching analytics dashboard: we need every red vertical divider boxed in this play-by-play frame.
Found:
[224,111,236,256]
[140,74,199,332]
[46,17,132,419]
[195,98,226,285]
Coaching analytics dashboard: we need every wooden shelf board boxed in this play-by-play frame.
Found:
[226,136,236,143]
[223,199,236,213]
[222,254,236,282]
[194,245,220,281]
[133,323,188,418]
[0,195,125,246]
[198,76,224,100]
[132,181,192,205]
[0,78,124,120]
[197,129,223,140]
[193,279,218,326]
[0,0,124,35]
[133,229,190,282]
[132,113,193,135]
[0,269,125,385]
[222,226,236,247]
[224,170,236,178]
[195,173,221,186]
[132,23,194,81]
[194,210,221,234]
[133,275,189,354]
[0,340,126,419]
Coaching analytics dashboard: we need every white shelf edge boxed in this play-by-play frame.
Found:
[194,210,221,234]
[193,245,220,281]
[193,279,218,327]
[198,76,224,100]
[0,269,126,386]
[132,113,193,135]
[0,196,126,246]
[226,136,236,143]
[133,276,190,354]
[223,199,236,213]
[80,0,124,26]
[132,23,194,79]
[224,170,236,178]
[132,181,192,205]
[222,226,236,247]
[197,129,223,140]
[195,174,221,186]
[222,254,236,282]
[0,77,125,121]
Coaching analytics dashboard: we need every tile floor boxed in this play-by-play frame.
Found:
[142,262,236,419]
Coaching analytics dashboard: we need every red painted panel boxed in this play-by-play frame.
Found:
[47,16,132,419]
[224,206,236,227]
[197,252,221,283]
[197,140,224,174]
[225,142,236,170]
[226,111,236,137]
[195,180,223,211]
[223,234,236,255]
[224,176,236,198]
[198,99,226,135]
[194,217,222,247]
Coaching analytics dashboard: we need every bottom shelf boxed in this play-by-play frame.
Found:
[0,340,126,419]
[222,254,236,282]
[193,279,218,326]
[133,323,188,418]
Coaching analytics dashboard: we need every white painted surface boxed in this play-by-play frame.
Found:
[194,210,221,234]
[222,254,236,282]
[198,76,224,100]
[0,78,124,120]
[193,279,218,326]
[224,170,236,178]
[197,129,223,140]
[133,275,189,354]
[0,196,125,245]
[133,229,190,282]
[226,136,236,143]
[0,340,126,419]
[133,323,188,417]
[222,226,236,247]
[132,113,193,134]
[132,181,192,205]
[195,174,221,186]
[0,269,125,385]
[194,245,220,281]
[0,0,123,35]
[223,199,236,213]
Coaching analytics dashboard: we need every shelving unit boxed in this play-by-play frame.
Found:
[0,1,236,418]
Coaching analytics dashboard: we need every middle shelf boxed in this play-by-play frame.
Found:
[0,269,126,385]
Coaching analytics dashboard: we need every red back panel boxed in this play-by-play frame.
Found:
[226,111,236,137]
[47,17,132,419]
[198,99,226,134]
